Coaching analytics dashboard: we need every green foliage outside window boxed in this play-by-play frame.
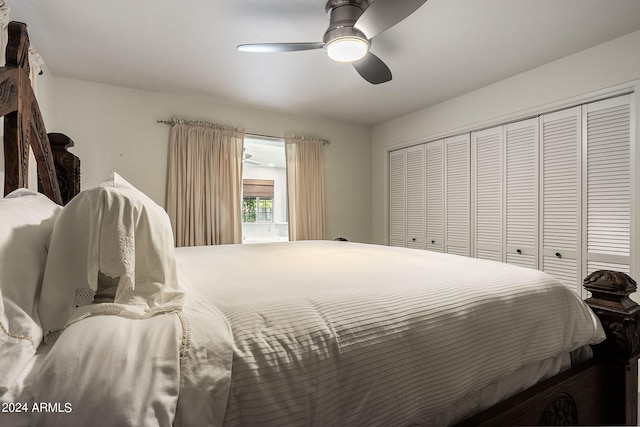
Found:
[243,197,273,223]
[242,198,257,223]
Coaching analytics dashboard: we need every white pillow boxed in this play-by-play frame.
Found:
[39,173,183,340]
[0,188,62,395]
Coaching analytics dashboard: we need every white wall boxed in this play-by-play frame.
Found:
[36,62,56,128]
[49,78,373,243]
[371,29,640,262]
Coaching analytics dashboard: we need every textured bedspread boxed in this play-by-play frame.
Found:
[175,241,605,426]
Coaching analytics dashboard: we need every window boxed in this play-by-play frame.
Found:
[242,197,273,223]
[242,179,274,223]
[257,198,273,222]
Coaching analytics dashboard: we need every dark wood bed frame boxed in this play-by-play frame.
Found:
[1,21,79,205]
[2,21,638,426]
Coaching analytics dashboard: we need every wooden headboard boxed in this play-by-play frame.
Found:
[1,21,79,204]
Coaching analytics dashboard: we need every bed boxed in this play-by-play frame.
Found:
[1,20,639,427]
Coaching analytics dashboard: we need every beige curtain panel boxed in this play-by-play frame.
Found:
[285,134,327,241]
[166,120,244,246]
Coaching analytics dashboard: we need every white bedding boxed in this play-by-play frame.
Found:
[174,240,606,426]
[1,289,233,427]
[0,344,51,427]
[0,174,233,427]
[6,315,182,427]
[4,240,604,426]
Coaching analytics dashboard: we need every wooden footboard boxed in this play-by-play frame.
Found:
[457,270,640,426]
[584,270,640,424]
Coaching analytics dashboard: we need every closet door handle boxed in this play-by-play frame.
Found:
[431,240,435,244]
[516,249,522,254]
[412,238,416,242]
[555,252,562,258]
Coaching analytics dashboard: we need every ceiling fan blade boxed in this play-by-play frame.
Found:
[237,42,324,53]
[354,0,428,40]
[352,51,392,85]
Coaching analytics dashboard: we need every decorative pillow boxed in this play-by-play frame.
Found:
[39,173,183,341]
[0,188,62,394]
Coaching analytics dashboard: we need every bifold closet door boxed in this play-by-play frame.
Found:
[472,126,503,262]
[583,95,631,275]
[389,149,406,247]
[540,107,582,295]
[445,134,470,256]
[406,145,426,249]
[505,118,539,269]
[426,140,444,252]
[389,145,426,249]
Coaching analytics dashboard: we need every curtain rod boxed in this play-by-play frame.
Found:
[157,121,330,145]
[240,131,331,145]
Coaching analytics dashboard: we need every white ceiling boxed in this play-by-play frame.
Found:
[244,137,286,169]
[8,0,640,127]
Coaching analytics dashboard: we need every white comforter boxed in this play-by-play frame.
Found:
[175,241,605,426]
[9,241,604,426]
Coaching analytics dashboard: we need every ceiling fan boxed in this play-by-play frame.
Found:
[237,0,428,85]
[243,149,262,165]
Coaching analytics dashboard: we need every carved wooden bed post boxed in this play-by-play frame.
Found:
[47,132,80,204]
[584,270,640,425]
[1,21,79,204]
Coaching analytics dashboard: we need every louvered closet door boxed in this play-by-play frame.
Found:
[426,140,444,252]
[389,149,406,247]
[584,95,631,275]
[406,145,426,249]
[445,134,470,256]
[473,126,503,262]
[505,118,538,269]
[540,107,582,294]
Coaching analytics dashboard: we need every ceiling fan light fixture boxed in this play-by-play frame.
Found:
[326,36,369,62]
